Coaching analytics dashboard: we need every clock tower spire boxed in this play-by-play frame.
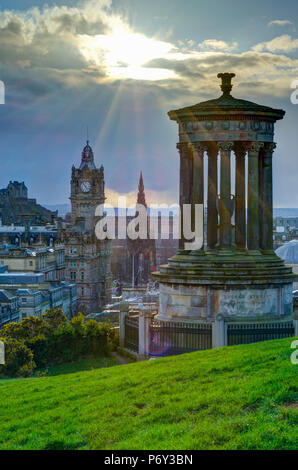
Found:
[79,140,96,170]
[70,140,105,232]
[64,139,111,314]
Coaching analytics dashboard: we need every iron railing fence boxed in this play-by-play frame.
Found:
[227,321,295,346]
[149,320,212,356]
[123,310,296,356]
[124,314,139,353]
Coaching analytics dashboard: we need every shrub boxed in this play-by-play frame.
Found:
[42,308,68,332]
[26,335,48,368]
[0,310,113,376]
[50,321,78,363]
[109,327,119,349]
[0,337,35,378]
[85,319,108,354]
[1,317,44,341]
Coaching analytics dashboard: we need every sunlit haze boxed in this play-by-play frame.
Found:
[0,0,297,208]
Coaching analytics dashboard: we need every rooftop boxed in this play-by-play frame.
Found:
[18,288,40,296]
[0,225,57,233]
[275,239,298,264]
[0,289,18,301]
[168,72,285,122]
[0,272,45,284]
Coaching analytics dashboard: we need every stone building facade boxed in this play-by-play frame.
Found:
[0,244,65,281]
[110,173,178,286]
[0,272,77,326]
[63,141,111,314]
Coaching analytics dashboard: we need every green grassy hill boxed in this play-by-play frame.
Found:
[0,338,297,450]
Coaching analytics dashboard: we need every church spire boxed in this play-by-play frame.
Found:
[137,171,147,207]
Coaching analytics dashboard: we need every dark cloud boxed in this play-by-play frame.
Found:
[53,13,108,35]
[146,51,297,79]
[0,1,297,206]
[145,57,207,79]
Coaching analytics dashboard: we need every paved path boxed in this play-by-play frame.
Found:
[111,351,130,365]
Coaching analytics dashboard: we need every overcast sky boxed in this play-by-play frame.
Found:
[0,0,298,207]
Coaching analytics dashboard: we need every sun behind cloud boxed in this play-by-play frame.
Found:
[78,23,178,80]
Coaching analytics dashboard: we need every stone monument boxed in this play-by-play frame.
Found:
[154,73,295,322]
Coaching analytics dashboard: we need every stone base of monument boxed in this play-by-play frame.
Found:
[154,251,295,322]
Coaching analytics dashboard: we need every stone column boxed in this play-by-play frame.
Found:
[192,143,205,251]
[235,144,246,249]
[138,307,152,358]
[293,310,298,337]
[207,144,218,249]
[260,143,275,253]
[177,143,193,251]
[0,340,4,365]
[218,142,233,249]
[247,142,263,252]
[212,314,227,348]
[119,301,129,348]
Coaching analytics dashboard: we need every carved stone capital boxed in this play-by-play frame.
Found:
[176,142,191,158]
[245,141,264,153]
[217,141,233,153]
[176,142,189,151]
[262,142,276,167]
[191,142,206,155]
[263,142,276,155]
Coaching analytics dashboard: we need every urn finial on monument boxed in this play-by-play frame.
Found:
[217,72,236,95]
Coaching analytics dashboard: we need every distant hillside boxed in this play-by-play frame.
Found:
[0,338,296,450]
[0,198,57,225]
[274,208,298,218]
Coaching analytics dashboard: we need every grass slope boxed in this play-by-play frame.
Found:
[35,356,120,377]
[0,338,297,450]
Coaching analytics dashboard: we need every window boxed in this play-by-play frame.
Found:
[81,271,84,280]
[70,271,76,281]
[21,298,27,303]
[29,261,33,266]
[81,287,84,296]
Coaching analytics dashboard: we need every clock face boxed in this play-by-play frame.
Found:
[81,181,91,193]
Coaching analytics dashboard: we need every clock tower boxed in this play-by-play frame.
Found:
[70,141,105,231]
[64,141,111,314]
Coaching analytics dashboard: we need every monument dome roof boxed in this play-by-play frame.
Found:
[168,73,285,122]
[276,240,298,264]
